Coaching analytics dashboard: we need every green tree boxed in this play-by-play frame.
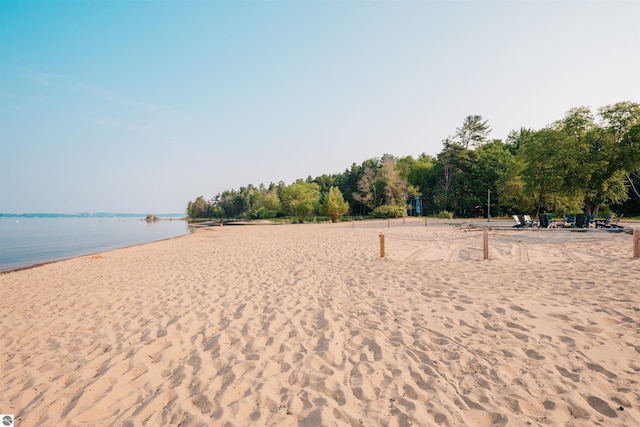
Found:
[262,192,281,212]
[352,159,381,212]
[378,154,409,207]
[187,196,211,218]
[313,174,337,195]
[281,182,320,222]
[245,186,281,219]
[456,115,492,148]
[505,127,534,155]
[495,157,527,214]
[218,189,245,219]
[322,186,349,222]
[471,140,516,217]
[518,129,584,215]
[432,142,477,215]
[404,154,433,193]
[580,102,640,216]
[554,106,595,142]
[334,162,365,216]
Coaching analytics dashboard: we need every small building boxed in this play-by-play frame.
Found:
[407,196,425,216]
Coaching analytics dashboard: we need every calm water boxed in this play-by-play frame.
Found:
[0,215,189,272]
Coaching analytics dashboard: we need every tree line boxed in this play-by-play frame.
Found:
[188,101,640,221]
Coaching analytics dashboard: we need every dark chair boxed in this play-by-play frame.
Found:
[575,214,588,228]
[565,214,576,228]
[538,214,551,228]
[595,213,615,228]
[586,215,595,228]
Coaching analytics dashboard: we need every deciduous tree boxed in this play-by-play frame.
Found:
[322,186,349,222]
[581,102,640,216]
[378,154,409,208]
[352,160,380,212]
[281,182,320,222]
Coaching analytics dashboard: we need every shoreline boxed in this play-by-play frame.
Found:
[0,230,193,275]
[0,217,190,274]
[1,221,638,426]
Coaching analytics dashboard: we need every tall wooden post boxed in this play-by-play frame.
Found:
[483,228,489,260]
[634,228,640,259]
[379,232,385,258]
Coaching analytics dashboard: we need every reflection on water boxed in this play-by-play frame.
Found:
[0,216,189,271]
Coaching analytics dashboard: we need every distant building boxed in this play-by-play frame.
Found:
[407,196,425,216]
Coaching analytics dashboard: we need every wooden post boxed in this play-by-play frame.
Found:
[379,232,385,258]
[634,228,640,259]
[425,217,427,227]
[483,227,489,260]
[388,219,390,228]
[403,217,405,225]
[352,220,354,229]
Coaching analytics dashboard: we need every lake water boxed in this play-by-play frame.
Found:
[0,215,189,272]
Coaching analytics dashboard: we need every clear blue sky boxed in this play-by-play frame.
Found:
[1,0,638,214]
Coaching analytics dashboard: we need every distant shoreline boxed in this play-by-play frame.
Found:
[0,212,186,219]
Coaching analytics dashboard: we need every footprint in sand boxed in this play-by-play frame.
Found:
[558,335,576,347]
[556,365,580,382]
[506,321,529,332]
[434,413,447,424]
[586,396,618,418]
[525,349,545,360]
[586,363,617,379]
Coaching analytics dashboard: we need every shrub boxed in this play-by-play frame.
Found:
[437,210,454,219]
[372,205,406,218]
[250,207,277,219]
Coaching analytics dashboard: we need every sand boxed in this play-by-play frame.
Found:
[1,218,638,426]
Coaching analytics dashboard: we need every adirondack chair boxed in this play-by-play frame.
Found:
[605,214,624,229]
[586,215,595,228]
[538,214,551,228]
[564,214,576,228]
[595,213,615,228]
[523,215,535,227]
[512,215,525,228]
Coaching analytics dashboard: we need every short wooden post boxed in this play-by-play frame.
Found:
[483,227,489,260]
[425,217,427,227]
[388,219,390,228]
[634,228,640,259]
[379,232,385,258]
[352,220,354,229]
[403,217,405,225]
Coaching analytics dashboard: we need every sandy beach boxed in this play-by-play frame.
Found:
[1,218,639,426]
